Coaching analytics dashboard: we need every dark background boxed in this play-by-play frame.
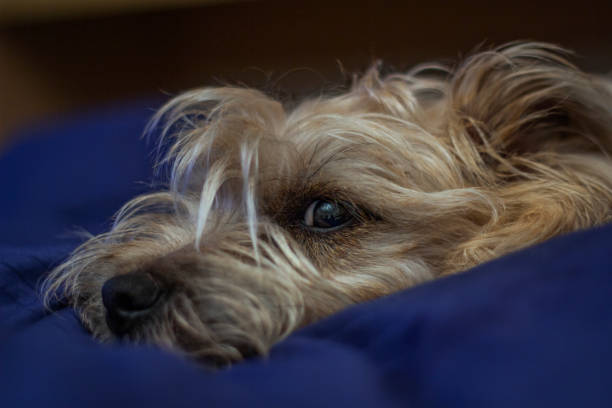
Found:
[1,0,611,149]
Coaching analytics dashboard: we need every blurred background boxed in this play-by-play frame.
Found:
[1,0,611,150]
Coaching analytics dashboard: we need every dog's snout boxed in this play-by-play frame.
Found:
[102,272,162,335]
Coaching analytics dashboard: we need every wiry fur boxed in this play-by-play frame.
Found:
[44,42,612,366]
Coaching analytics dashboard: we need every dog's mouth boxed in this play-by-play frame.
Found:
[92,257,304,367]
[98,284,258,366]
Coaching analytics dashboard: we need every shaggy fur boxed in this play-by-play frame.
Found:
[44,42,612,366]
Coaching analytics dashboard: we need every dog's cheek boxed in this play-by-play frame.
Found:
[290,224,375,271]
[302,224,434,297]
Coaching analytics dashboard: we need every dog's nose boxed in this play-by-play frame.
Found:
[102,272,161,335]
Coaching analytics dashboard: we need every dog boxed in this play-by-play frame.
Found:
[44,42,612,367]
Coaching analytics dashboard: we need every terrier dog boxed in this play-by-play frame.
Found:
[45,42,612,366]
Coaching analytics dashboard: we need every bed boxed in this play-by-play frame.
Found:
[2,102,612,407]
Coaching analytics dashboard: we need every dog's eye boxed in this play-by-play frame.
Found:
[303,200,353,231]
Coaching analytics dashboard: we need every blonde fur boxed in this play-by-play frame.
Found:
[44,42,612,366]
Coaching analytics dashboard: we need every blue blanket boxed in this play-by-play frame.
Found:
[2,102,612,407]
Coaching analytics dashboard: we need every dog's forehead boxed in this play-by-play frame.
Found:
[268,115,443,188]
[238,126,417,216]
[188,91,451,208]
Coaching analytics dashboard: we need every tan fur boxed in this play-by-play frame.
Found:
[44,42,612,366]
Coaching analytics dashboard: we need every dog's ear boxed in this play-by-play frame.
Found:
[448,42,612,165]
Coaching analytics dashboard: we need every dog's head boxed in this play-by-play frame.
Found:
[44,43,612,366]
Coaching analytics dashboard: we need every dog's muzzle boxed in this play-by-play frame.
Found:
[101,272,162,336]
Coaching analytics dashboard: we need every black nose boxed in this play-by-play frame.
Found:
[102,272,162,335]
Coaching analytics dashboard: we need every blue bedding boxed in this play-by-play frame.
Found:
[2,102,612,407]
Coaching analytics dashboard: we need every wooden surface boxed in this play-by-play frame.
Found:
[1,0,611,148]
[0,0,244,24]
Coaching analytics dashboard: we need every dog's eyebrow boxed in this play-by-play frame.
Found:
[305,142,376,183]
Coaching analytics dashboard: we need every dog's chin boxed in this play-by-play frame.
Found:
[82,310,245,367]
